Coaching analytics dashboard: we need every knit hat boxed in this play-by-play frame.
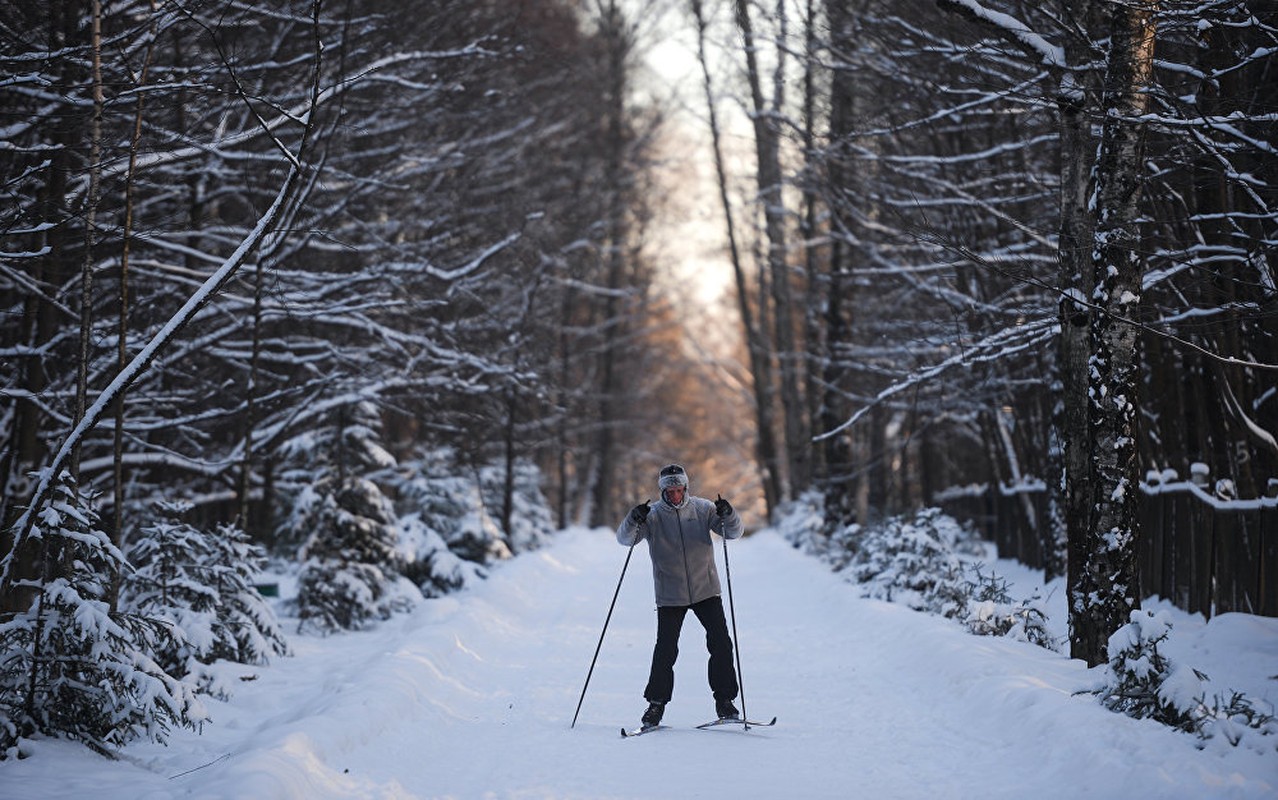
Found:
[657,463,689,491]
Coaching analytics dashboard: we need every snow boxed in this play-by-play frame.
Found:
[936,0,1065,67]
[3,527,1275,799]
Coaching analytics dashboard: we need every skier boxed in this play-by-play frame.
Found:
[616,463,744,730]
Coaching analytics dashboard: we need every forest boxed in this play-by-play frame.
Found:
[1,0,1275,757]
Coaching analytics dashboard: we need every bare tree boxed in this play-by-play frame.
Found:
[691,0,783,516]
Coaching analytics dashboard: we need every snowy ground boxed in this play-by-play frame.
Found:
[3,526,1276,799]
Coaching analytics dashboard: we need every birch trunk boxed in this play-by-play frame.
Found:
[1071,0,1158,667]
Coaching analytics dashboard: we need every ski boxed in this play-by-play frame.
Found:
[622,717,775,737]
[620,724,668,738]
[695,716,777,731]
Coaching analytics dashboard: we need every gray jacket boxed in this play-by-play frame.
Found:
[616,495,743,607]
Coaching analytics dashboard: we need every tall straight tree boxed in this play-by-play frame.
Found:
[588,0,633,528]
[691,0,782,516]
[1053,0,1108,585]
[817,0,865,533]
[1071,0,1159,666]
[734,0,805,506]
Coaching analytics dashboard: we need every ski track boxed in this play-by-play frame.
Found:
[4,527,1275,799]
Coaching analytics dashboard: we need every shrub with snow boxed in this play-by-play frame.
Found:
[0,473,205,758]
[396,512,488,598]
[963,566,1057,651]
[477,458,553,554]
[1096,609,1276,751]
[779,500,1057,651]
[122,501,290,688]
[417,472,512,564]
[387,452,555,597]
[847,507,972,618]
[1098,608,1204,731]
[275,400,398,554]
[776,490,866,570]
[774,490,827,557]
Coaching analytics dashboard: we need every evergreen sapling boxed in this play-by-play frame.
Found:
[1095,609,1277,751]
[296,478,418,634]
[0,473,205,758]
[122,501,289,692]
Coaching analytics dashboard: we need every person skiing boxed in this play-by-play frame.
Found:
[616,463,744,729]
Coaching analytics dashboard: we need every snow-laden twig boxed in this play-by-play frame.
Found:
[814,318,1057,441]
[936,238,1278,373]
[934,0,1066,68]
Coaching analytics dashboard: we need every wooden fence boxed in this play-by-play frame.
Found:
[935,482,1278,620]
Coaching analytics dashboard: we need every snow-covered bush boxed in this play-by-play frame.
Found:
[296,478,419,634]
[963,566,1057,651]
[778,500,1057,651]
[774,491,825,552]
[0,473,205,758]
[846,507,972,617]
[778,490,866,567]
[396,512,488,598]
[1096,609,1276,751]
[394,451,511,565]
[1097,609,1202,731]
[275,400,398,554]
[121,501,289,687]
[383,450,558,597]
[1199,691,1278,750]
[409,471,509,563]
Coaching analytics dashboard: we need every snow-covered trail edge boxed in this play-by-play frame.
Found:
[5,527,1275,799]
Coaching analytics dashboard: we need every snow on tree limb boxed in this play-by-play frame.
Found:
[0,0,327,596]
[814,318,1058,441]
[1,172,301,591]
[935,0,1066,68]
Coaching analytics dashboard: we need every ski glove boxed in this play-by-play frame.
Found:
[629,501,651,525]
[715,494,733,517]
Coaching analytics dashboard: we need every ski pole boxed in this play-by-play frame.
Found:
[571,541,636,729]
[722,533,748,729]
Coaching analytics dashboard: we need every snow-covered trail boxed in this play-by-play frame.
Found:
[6,527,1276,799]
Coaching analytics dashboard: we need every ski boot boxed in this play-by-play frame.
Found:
[641,701,665,728]
[715,698,740,720]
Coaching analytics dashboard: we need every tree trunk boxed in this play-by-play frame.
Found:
[1071,0,1158,667]
[237,260,264,531]
[800,0,824,487]
[110,6,157,610]
[72,0,105,482]
[502,389,517,539]
[589,0,630,527]
[1057,0,1108,600]
[819,0,860,533]
[734,0,802,504]
[693,0,782,517]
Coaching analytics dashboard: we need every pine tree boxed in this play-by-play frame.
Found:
[397,449,512,566]
[122,501,289,685]
[0,473,204,757]
[282,401,417,634]
[277,400,396,553]
[206,521,290,665]
[295,478,417,635]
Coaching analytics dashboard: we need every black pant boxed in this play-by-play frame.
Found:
[644,595,739,704]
